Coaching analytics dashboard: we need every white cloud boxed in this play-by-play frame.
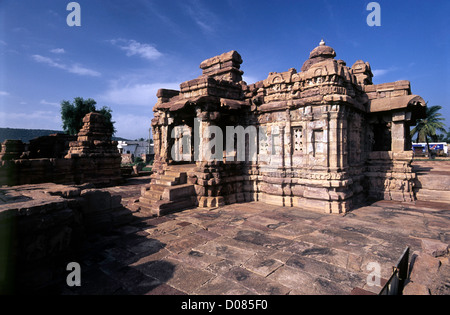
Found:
[0,91,9,96]
[32,54,65,69]
[69,64,101,77]
[0,40,6,46]
[183,0,218,34]
[40,99,60,107]
[193,19,214,34]
[50,48,65,54]
[98,82,179,107]
[32,54,101,77]
[372,66,398,77]
[372,69,390,76]
[110,39,163,61]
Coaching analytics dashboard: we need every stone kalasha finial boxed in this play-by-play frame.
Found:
[301,39,336,72]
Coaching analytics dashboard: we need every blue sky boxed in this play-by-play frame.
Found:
[0,0,449,140]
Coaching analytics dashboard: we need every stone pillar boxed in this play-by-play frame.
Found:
[328,111,340,171]
[194,110,211,164]
[340,112,348,169]
[285,109,292,169]
[154,126,161,157]
[270,125,283,168]
[322,112,330,169]
[280,126,285,168]
[391,111,411,152]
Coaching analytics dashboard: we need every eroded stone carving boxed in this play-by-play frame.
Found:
[0,112,122,187]
[143,41,426,215]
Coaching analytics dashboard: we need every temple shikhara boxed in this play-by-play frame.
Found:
[142,40,426,215]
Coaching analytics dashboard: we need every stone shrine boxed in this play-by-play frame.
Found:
[142,41,426,215]
[0,112,122,187]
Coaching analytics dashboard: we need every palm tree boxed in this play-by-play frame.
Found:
[411,105,446,158]
[444,128,450,144]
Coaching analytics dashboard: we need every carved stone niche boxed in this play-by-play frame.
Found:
[352,60,373,85]
[292,126,303,154]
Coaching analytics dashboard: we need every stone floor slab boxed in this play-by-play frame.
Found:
[31,178,448,296]
[193,275,254,295]
[223,266,291,295]
[242,254,284,278]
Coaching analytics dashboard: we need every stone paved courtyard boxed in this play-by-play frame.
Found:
[53,181,449,295]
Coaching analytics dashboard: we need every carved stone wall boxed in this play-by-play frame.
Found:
[146,42,426,214]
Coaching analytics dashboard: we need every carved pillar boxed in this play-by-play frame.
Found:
[328,111,339,172]
[153,126,161,157]
[340,111,348,169]
[285,109,292,169]
[391,111,412,152]
[280,126,286,168]
[323,112,330,169]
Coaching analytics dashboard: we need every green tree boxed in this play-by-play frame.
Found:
[61,97,116,136]
[411,105,446,157]
[430,133,445,142]
[444,129,450,143]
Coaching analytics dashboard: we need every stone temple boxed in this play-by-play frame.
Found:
[141,41,426,215]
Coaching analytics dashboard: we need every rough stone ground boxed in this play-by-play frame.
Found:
[44,175,449,295]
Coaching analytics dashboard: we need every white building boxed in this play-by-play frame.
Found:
[412,143,448,155]
[117,141,154,157]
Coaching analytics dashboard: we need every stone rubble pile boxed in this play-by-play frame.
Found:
[404,238,449,295]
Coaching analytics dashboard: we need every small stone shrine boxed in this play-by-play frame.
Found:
[142,41,426,215]
[0,112,122,187]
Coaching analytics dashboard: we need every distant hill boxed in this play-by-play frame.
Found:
[0,128,130,143]
[0,128,65,143]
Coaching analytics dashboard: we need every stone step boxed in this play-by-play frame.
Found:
[150,173,180,181]
[150,173,181,182]
[149,184,167,192]
[142,184,195,203]
[153,178,180,186]
[152,196,198,217]
[134,204,157,219]
[144,190,163,201]
[165,170,187,177]
[138,166,196,217]
[140,184,151,196]
[138,196,197,218]
[415,174,450,191]
[414,188,450,203]
[165,171,187,184]
[161,176,181,185]
[166,164,195,172]
[138,196,155,206]
[161,184,195,201]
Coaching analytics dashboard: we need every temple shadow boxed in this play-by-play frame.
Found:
[64,210,181,295]
[7,206,178,295]
[37,230,176,295]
